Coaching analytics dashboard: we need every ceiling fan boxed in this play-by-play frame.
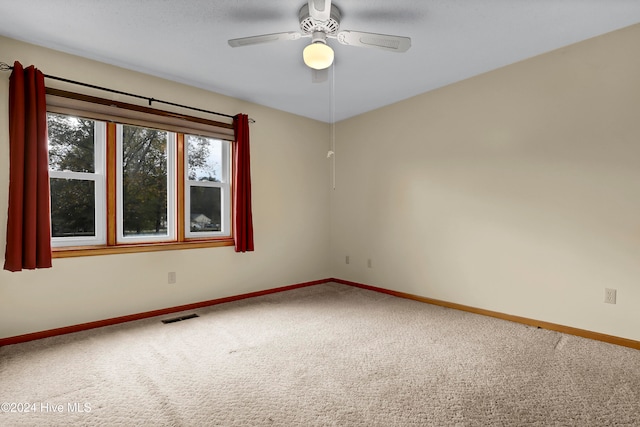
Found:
[228,0,411,82]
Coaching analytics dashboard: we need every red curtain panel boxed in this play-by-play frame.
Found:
[4,61,52,271]
[232,114,254,252]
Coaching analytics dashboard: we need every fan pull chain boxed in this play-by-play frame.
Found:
[331,62,336,190]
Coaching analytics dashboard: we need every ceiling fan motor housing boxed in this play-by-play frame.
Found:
[299,3,341,35]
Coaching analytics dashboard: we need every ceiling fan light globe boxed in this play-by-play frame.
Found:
[303,42,334,70]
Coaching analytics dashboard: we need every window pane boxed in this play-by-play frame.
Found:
[50,178,95,238]
[122,125,168,237]
[47,113,95,173]
[190,186,221,232]
[187,135,222,182]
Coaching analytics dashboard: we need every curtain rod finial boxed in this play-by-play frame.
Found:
[0,61,14,71]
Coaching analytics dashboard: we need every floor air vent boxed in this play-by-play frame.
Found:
[161,313,199,324]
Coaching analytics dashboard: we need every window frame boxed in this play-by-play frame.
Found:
[46,88,235,258]
[116,124,177,244]
[49,119,107,247]
[184,135,231,239]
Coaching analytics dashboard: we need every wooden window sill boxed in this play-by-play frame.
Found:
[52,239,234,258]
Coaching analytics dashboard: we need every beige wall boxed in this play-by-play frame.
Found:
[0,36,332,339]
[330,24,640,341]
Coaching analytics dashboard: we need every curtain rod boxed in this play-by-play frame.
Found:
[0,61,254,123]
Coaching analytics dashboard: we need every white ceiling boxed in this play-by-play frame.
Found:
[1,1,640,123]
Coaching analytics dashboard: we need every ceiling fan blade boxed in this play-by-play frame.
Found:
[228,32,302,47]
[336,30,411,52]
[312,67,329,83]
[308,0,331,22]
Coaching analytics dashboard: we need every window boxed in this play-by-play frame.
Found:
[117,124,176,243]
[185,135,230,238]
[48,113,106,247]
[46,93,234,256]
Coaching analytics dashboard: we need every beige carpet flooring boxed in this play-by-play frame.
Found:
[1,282,639,426]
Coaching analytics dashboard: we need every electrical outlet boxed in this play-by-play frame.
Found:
[604,288,616,304]
[345,255,350,265]
[168,272,177,284]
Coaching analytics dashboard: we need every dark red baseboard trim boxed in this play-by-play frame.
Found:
[331,278,640,351]
[3,277,639,351]
[0,279,330,347]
